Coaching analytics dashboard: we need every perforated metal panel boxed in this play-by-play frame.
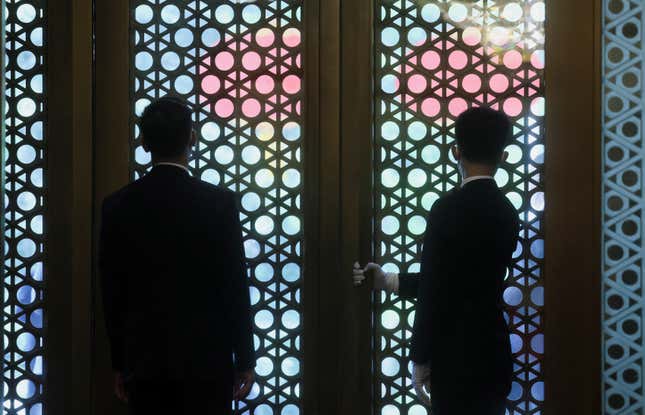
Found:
[602,1,645,413]
[3,1,46,414]
[130,1,304,413]
[373,1,545,414]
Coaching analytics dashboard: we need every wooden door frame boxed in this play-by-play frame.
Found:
[87,0,604,414]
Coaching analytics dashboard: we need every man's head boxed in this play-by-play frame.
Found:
[452,107,512,171]
[140,97,196,160]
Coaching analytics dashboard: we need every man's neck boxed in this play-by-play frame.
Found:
[460,162,496,181]
[152,156,189,168]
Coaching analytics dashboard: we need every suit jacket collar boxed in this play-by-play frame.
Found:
[461,175,495,187]
[151,163,191,176]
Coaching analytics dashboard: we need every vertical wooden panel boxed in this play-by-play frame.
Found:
[71,0,94,412]
[44,1,72,412]
[92,0,130,414]
[338,0,373,414]
[317,0,343,413]
[544,0,601,413]
[46,0,93,414]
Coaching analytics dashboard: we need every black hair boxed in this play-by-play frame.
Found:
[455,107,512,165]
[140,96,193,158]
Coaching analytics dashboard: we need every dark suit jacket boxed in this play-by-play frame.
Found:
[99,165,255,381]
[398,178,519,396]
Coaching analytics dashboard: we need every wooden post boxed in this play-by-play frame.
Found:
[544,0,602,413]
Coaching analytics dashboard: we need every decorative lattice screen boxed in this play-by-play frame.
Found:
[373,2,545,414]
[3,0,47,414]
[131,2,304,414]
[602,0,645,413]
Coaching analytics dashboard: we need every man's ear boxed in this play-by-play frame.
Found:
[190,129,198,147]
[501,150,509,163]
[451,144,461,161]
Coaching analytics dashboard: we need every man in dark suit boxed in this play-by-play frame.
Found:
[354,107,519,414]
[99,97,256,414]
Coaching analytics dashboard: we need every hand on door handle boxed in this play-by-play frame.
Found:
[352,261,399,294]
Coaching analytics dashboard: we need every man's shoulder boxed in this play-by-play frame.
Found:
[430,188,460,214]
[102,181,139,213]
[190,178,237,203]
[429,184,510,217]
[102,176,237,214]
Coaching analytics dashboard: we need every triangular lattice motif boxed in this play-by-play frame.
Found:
[602,0,645,413]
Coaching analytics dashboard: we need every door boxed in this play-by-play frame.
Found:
[94,1,324,414]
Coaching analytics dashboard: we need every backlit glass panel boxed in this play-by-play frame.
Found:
[602,1,645,413]
[374,1,545,414]
[3,1,46,414]
[131,2,304,413]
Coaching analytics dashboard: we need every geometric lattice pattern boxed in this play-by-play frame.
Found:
[3,1,46,414]
[131,2,303,414]
[602,1,645,413]
[374,2,544,414]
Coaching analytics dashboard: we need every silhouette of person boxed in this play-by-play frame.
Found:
[99,96,256,414]
[354,107,519,415]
